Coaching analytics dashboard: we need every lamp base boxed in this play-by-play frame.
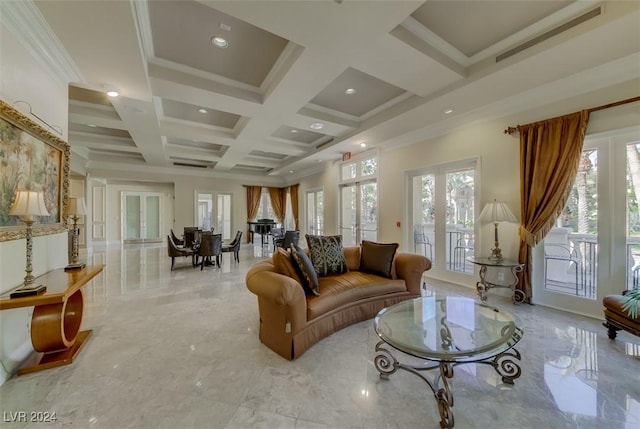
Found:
[10,284,46,298]
[64,262,86,271]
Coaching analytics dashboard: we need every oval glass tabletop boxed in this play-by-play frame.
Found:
[374,296,523,363]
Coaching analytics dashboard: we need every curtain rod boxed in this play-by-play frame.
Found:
[504,95,640,134]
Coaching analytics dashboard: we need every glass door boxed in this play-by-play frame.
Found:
[195,191,233,240]
[122,192,161,243]
[535,127,639,317]
[340,181,377,246]
[339,154,378,246]
[408,160,476,278]
[306,189,324,236]
[217,193,232,240]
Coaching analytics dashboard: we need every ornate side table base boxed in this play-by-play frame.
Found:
[473,261,525,304]
[375,341,523,428]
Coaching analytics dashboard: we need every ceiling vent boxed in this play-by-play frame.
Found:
[173,162,208,169]
[496,6,602,63]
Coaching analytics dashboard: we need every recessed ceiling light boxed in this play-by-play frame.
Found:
[289,170,294,174]
[290,129,298,133]
[360,142,367,148]
[87,124,97,127]
[198,108,208,114]
[444,108,454,114]
[211,36,228,48]
[309,122,324,130]
[344,88,356,95]
[106,90,119,97]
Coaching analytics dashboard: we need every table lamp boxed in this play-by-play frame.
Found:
[479,199,517,260]
[64,197,87,270]
[9,190,50,296]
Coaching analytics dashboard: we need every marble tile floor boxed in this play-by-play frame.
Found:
[1,242,639,429]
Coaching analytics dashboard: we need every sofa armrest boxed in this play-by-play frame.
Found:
[246,262,307,332]
[394,252,431,294]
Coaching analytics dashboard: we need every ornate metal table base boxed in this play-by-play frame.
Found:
[475,264,526,304]
[374,341,522,429]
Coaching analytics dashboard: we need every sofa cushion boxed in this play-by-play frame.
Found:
[360,240,399,279]
[306,271,407,320]
[291,244,320,295]
[306,234,348,276]
[273,248,303,285]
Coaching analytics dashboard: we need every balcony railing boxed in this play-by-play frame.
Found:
[544,233,640,298]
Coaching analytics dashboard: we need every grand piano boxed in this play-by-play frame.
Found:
[247,219,277,245]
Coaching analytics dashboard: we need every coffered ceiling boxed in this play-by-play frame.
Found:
[26,0,640,182]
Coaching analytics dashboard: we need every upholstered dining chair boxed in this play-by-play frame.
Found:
[275,230,300,250]
[197,233,222,270]
[170,229,184,246]
[183,228,202,249]
[270,227,284,251]
[222,231,243,263]
[167,235,196,271]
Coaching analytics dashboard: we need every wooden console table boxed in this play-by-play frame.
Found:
[0,264,104,375]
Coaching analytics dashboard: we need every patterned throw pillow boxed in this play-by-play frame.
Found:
[305,234,348,276]
[291,244,320,295]
[359,240,399,279]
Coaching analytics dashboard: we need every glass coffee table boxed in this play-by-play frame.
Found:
[374,296,524,429]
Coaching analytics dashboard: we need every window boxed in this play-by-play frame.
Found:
[257,190,275,220]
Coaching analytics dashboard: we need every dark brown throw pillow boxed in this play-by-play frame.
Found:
[359,240,399,279]
[291,244,320,295]
[305,234,348,276]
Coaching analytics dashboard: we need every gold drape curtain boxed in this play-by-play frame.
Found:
[289,184,300,230]
[268,187,287,223]
[517,110,590,301]
[246,186,262,243]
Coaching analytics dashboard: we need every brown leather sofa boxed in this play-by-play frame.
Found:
[603,294,640,339]
[246,246,431,359]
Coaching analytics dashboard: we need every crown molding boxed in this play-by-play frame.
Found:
[1,0,83,85]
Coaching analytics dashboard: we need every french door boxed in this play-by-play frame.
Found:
[340,180,377,246]
[339,154,378,246]
[195,191,232,240]
[407,159,477,279]
[535,127,639,317]
[122,192,161,243]
[306,189,324,236]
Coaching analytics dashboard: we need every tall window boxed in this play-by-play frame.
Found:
[627,142,640,289]
[543,149,598,299]
[257,190,275,220]
[340,154,378,246]
[409,159,477,276]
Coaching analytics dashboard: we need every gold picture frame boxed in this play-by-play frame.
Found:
[0,100,70,242]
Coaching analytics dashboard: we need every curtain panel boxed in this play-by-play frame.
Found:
[245,186,262,243]
[517,110,590,301]
[290,184,300,230]
[268,187,287,223]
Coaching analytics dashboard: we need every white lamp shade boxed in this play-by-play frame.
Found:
[9,190,50,220]
[64,197,87,216]
[479,199,517,223]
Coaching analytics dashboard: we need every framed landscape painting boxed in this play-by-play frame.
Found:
[0,100,70,241]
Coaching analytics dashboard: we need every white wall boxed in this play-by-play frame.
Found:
[0,23,70,384]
